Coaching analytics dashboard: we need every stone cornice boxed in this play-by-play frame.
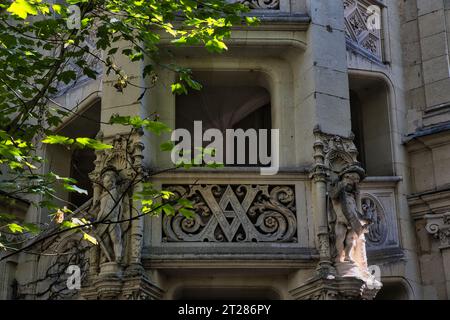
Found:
[404,124,450,151]
[409,187,450,219]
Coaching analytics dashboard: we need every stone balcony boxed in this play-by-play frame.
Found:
[143,170,402,268]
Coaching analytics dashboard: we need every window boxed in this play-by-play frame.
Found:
[349,77,393,176]
[175,71,272,167]
[46,101,101,209]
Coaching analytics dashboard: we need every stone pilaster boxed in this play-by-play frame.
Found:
[425,213,450,296]
[310,129,335,278]
[80,131,162,299]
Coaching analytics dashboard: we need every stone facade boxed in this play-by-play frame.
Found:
[2,0,450,300]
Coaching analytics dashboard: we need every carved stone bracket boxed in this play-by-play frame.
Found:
[290,276,379,300]
[425,213,450,249]
[81,270,163,300]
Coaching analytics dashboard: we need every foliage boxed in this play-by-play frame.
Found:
[0,0,257,256]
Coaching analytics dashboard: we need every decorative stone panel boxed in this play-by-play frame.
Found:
[359,182,401,254]
[361,194,388,247]
[226,0,292,12]
[238,0,280,10]
[344,0,383,61]
[162,184,297,243]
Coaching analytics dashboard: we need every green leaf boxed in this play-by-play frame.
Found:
[52,4,62,14]
[107,47,118,55]
[83,67,97,80]
[171,83,188,95]
[180,208,195,219]
[160,141,175,151]
[161,190,175,200]
[61,220,78,229]
[23,223,40,235]
[245,16,260,26]
[144,121,171,135]
[82,232,98,245]
[63,183,88,195]
[0,213,16,221]
[178,198,193,208]
[205,39,228,53]
[42,135,74,145]
[7,0,38,19]
[7,223,25,233]
[143,64,154,78]
[75,138,112,150]
[58,70,77,85]
[162,204,175,216]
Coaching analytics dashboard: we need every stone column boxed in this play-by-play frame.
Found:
[127,136,146,274]
[310,131,334,278]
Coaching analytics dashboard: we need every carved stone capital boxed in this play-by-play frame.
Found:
[425,213,450,249]
[309,164,329,183]
[90,131,145,183]
[311,128,360,178]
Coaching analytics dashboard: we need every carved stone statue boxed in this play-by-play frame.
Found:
[92,168,127,264]
[329,164,381,288]
[87,133,141,276]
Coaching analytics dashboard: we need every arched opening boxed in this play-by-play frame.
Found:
[46,100,101,210]
[375,281,411,300]
[173,286,281,300]
[175,70,272,167]
[349,76,393,176]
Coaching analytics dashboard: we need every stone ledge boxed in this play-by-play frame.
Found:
[290,276,381,300]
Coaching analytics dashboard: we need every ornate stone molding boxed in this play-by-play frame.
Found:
[290,276,379,300]
[425,213,450,249]
[238,0,280,10]
[311,128,359,180]
[81,272,163,300]
[162,184,297,243]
